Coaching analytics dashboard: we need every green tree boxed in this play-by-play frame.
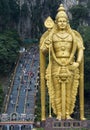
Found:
[78,26,90,90]
[0,30,20,75]
[9,0,20,24]
[69,5,89,29]
[87,1,90,9]
[0,84,4,111]
[0,0,10,30]
[0,0,20,31]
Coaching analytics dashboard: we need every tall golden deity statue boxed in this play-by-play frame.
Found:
[40,4,85,120]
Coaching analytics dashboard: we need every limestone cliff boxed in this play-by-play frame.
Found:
[17,0,89,39]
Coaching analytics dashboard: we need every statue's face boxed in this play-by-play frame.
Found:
[57,17,67,30]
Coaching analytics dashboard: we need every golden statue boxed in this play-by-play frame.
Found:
[40,4,85,120]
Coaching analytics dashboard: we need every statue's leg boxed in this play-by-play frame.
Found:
[66,77,73,119]
[69,68,80,116]
[52,75,61,119]
[70,80,79,114]
[50,79,56,114]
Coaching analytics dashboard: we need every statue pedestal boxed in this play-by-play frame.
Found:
[43,118,90,130]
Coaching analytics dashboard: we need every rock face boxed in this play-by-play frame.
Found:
[63,0,77,10]
[17,0,88,39]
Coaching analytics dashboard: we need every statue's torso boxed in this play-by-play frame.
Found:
[52,32,73,58]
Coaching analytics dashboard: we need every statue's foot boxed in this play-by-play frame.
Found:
[66,115,73,120]
[56,115,61,120]
[80,117,86,120]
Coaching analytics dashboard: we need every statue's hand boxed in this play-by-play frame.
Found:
[69,62,79,70]
[45,39,52,46]
[40,45,47,52]
[40,42,49,53]
[73,62,79,68]
[45,39,50,44]
[40,39,52,54]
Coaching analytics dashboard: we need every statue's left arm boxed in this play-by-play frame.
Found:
[74,30,85,64]
[69,30,85,70]
[74,30,86,120]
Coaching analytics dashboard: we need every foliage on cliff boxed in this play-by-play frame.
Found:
[0,0,20,31]
[69,4,90,91]
[0,0,21,76]
[0,84,4,111]
[0,30,20,75]
[69,4,89,29]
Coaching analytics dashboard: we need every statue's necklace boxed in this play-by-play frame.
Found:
[56,33,69,39]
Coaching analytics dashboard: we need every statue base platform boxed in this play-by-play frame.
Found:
[41,118,90,130]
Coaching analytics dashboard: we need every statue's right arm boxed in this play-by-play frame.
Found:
[40,30,51,54]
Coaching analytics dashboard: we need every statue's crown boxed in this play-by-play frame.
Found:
[58,4,65,12]
[56,4,68,20]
